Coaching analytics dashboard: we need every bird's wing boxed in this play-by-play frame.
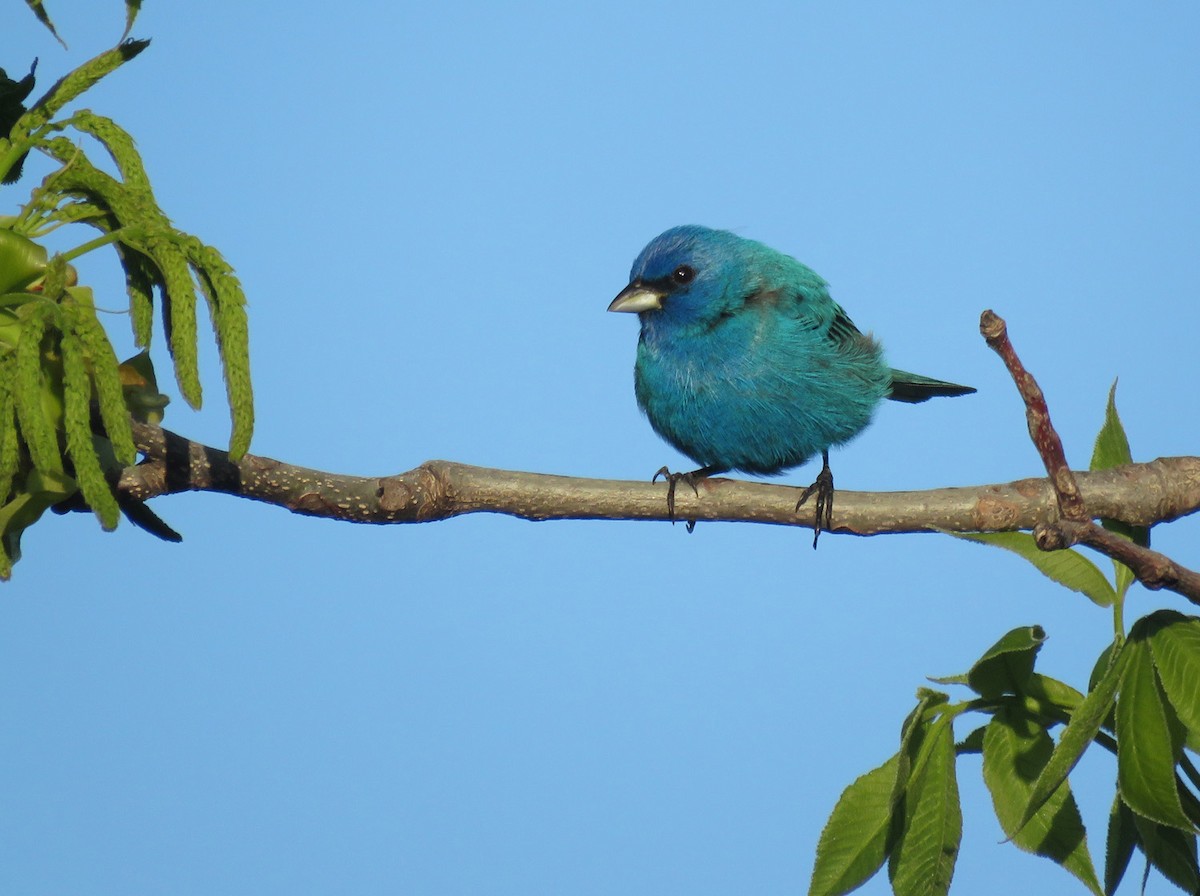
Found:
[824,304,864,346]
[785,288,865,346]
[747,284,867,351]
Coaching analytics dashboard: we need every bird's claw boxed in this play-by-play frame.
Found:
[653,465,703,526]
[796,462,834,549]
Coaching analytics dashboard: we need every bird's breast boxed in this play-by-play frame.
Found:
[631,314,889,474]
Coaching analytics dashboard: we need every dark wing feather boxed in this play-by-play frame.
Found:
[825,305,864,347]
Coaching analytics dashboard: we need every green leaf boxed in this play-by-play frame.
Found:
[0,467,76,578]
[894,691,949,807]
[1026,673,1086,715]
[1089,642,1119,692]
[948,531,1116,607]
[982,704,1102,895]
[1089,381,1149,597]
[1090,380,1133,472]
[1020,640,1129,833]
[1145,610,1200,747]
[1104,796,1138,896]
[0,228,49,293]
[1130,812,1200,894]
[809,754,899,896]
[888,715,961,896]
[957,726,986,755]
[124,0,143,39]
[1116,634,1192,831]
[964,625,1047,698]
[21,1,66,48]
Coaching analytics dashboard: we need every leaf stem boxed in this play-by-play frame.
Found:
[59,229,130,263]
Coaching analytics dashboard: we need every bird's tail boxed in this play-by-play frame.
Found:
[887,369,976,403]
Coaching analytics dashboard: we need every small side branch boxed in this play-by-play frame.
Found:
[1036,521,1200,597]
[982,309,1200,604]
[980,310,1087,520]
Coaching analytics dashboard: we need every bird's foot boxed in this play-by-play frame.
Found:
[652,464,726,531]
[795,452,834,549]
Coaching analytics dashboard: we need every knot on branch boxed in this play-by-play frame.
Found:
[1033,522,1069,552]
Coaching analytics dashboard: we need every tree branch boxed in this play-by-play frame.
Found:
[982,309,1200,603]
[118,421,1200,534]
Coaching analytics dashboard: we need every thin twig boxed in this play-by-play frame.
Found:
[980,310,1087,521]
[1036,521,1200,599]
[982,310,1200,604]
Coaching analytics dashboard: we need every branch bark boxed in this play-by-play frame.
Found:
[117,421,1200,535]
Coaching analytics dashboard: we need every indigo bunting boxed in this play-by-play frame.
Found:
[608,225,974,543]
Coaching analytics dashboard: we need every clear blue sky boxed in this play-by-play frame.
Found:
[3,3,1199,894]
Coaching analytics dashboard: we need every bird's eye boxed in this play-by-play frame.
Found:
[672,265,695,285]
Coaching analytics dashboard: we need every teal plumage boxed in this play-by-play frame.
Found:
[609,225,974,541]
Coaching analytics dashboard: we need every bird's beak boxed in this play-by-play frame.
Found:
[607,282,664,314]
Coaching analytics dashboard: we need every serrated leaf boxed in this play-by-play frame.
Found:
[1026,673,1086,715]
[957,726,986,755]
[1089,643,1119,693]
[1145,611,1200,748]
[1117,635,1192,831]
[1105,796,1138,896]
[809,754,899,896]
[1020,640,1129,832]
[948,531,1116,607]
[21,1,66,48]
[927,673,968,686]
[1090,381,1133,472]
[964,625,1047,698]
[894,695,939,810]
[888,715,961,896]
[982,704,1102,895]
[1130,812,1200,894]
[1089,381,1149,597]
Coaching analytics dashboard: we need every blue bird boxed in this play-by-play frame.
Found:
[608,225,974,544]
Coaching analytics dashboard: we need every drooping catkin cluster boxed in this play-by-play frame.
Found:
[0,34,255,576]
[34,125,254,456]
[5,39,254,459]
[0,278,143,575]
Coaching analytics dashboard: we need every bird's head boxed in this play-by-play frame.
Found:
[608,225,754,329]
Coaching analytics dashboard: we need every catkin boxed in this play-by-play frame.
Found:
[66,296,135,465]
[12,304,61,475]
[61,328,119,529]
